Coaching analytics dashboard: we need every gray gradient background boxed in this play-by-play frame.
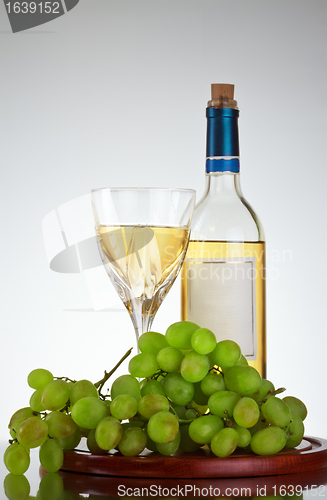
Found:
[0,0,326,487]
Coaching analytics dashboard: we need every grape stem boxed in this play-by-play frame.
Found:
[272,387,286,396]
[55,376,77,383]
[211,366,223,374]
[259,388,287,410]
[224,418,234,427]
[169,405,200,424]
[261,387,286,404]
[150,369,168,380]
[94,347,133,398]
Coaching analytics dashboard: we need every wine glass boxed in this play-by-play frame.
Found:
[91,188,195,346]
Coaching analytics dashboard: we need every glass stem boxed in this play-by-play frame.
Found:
[128,299,154,352]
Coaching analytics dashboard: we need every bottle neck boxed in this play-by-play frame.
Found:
[206,107,240,175]
[204,172,243,198]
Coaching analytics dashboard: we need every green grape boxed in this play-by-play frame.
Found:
[145,427,158,452]
[4,443,30,475]
[232,424,252,447]
[261,396,292,428]
[192,382,209,406]
[38,472,64,500]
[179,424,201,452]
[250,379,275,402]
[86,428,107,454]
[157,347,184,372]
[163,373,194,405]
[111,374,141,401]
[110,394,138,420]
[16,417,48,449]
[236,354,248,366]
[282,396,307,421]
[27,369,53,391]
[40,380,70,411]
[147,411,179,444]
[170,403,188,419]
[58,427,82,451]
[201,372,226,396]
[122,420,144,431]
[249,419,269,436]
[78,426,91,437]
[9,428,16,440]
[71,397,110,429]
[11,417,32,436]
[128,353,159,378]
[118,427,147,456]
[156,431,181,455]
[45,411,77,439]
[70,380,98,406]
[138,331,169,355]
[285,412,305,448]
[95,416,123,451]
[191,328,216,355]
[165,321,200,350]
[39,438,64,473]
[138,394,170,419]
[233,397,260,428]
[185,408,198,420]
[8,408,35,430]
[29,390,46,413]
[211,427,239,458]
[211,340,241,370]
[224,365,262,396]
[3,473,30,500]
[140,379,166,397]
[180,351,210,383]
[208,390,241,419]
[189,415,224,444]
[251,426,288,455]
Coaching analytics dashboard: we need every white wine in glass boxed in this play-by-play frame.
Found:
[92,188,195,345]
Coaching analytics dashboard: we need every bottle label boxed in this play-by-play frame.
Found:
[184,257,257,359]
[206,157,240,173]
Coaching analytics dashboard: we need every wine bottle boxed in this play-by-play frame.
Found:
[181,84,266,377]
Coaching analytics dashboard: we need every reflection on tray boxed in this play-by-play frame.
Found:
[37,465,327,498]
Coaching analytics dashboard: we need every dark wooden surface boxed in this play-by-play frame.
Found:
[61,436,327,478]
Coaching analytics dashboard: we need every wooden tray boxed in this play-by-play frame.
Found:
[61,436,327,478]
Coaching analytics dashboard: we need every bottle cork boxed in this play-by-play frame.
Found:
[208,83,238,109]
[211,83,234,101]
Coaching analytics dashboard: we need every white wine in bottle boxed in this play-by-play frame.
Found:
[181,84,266,377]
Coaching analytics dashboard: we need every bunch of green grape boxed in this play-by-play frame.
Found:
[4,321,307,478]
